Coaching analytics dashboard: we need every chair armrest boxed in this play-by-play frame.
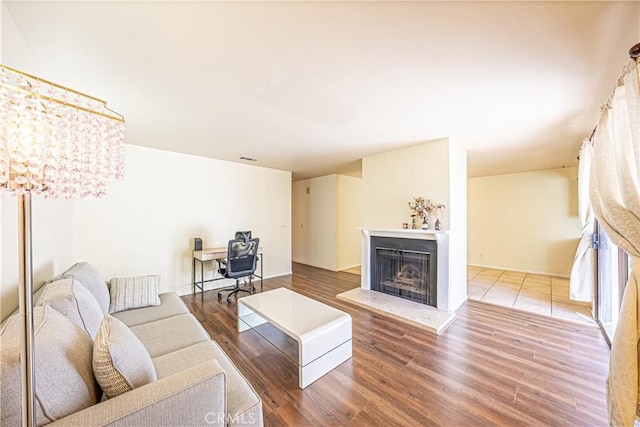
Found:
[50,360,226,426]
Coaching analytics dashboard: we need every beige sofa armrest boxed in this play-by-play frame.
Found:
[50,360,226,426]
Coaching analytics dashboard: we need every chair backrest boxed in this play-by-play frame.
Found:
[226,237,259,279]
[234,230,252,242]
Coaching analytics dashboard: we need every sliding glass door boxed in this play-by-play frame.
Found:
[596,223,628,343]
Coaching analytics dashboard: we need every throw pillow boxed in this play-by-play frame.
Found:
[108,275,161,314]
[36,278,104,339]
[0,306,100,426]
[62,262,110,314]
[93,314,157,398]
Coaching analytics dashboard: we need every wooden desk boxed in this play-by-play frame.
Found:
[192,247,263,301]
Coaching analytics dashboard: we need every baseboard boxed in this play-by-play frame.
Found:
[174,270,293,297]
[175,279,235,297]
[468,263,570,279]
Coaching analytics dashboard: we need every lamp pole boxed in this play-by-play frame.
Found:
[17,193,35,427]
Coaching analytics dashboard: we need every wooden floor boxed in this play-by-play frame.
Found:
[182,263,610,426]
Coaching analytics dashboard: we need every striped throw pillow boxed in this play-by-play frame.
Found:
[108,275,161,314]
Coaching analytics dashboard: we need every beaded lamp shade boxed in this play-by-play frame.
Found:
[0,64,125,198]
[0,63,125,427]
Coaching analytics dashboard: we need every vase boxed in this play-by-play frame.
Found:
[435,218,441,230]
[421,215,429,229]
[411,217,417,229]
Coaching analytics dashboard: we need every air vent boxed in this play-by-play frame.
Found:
[239,156,258,162]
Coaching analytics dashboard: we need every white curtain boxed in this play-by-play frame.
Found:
[589,59,640,427]
[569,140,595,302]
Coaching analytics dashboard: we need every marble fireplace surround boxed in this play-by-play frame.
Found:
[360,228,450,311]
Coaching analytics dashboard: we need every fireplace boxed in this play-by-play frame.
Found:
[370,236,437,307]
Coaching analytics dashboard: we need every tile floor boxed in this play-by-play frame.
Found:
[341,265,594,325]
[467,266,594,325]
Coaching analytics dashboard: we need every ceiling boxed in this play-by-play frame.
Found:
[2,1,638,180]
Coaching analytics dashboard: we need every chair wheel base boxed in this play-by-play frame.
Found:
[218,284,253,304]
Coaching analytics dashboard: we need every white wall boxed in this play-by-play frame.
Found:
[291,175,338,270]
[362,139,467,312]
[309,175,339,270]
[292,175,338,271]
[72,144,292,295]
[291,180,311,265]
[1,4,75,322]
[337,175,362,270]
[467,167,580,276]
[1,198,75,322]
[362,139,451,229]
[291,174,362,271]
[447,140,468,311]
[1,2,29,67]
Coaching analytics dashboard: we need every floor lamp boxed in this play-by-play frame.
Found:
[0,65,125,426]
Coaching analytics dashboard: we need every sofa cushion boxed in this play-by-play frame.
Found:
[62,262,110,314]
[36,278,103,339]
[0,306,100,426]
[129,314,210,358]
[108,275,161,314]
[153,340,263,426]
[93,315,157,398]
[111,292,190,327]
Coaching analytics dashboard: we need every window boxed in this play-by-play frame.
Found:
[596,223,628,343]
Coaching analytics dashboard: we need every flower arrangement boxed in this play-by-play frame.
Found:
[430,202,446,219]
[408,196,445,219]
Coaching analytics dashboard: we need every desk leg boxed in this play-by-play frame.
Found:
[200,258,204,302]
[192,257,196,295]
[260,253,264,292]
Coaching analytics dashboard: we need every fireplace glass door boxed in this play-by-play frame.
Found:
[369,236,438,307]
[374,248,431,304]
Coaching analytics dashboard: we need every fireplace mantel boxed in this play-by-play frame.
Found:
[359,228,449,243]
[361,227,453,312]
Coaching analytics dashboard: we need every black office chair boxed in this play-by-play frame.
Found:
[218,232,252,273]
[217,236,260,303]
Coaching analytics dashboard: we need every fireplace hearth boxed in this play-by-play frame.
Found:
[370,237,437,307]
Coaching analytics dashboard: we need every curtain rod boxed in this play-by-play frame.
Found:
[578,127,598,159]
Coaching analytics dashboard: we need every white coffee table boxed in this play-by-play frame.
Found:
[237,287,352,388]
